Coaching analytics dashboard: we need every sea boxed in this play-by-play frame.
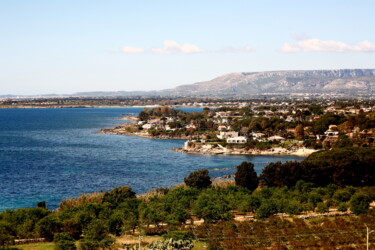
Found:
[0,107,304,211]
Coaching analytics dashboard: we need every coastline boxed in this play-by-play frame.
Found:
[173,145,318,157]
[99,121,318,156]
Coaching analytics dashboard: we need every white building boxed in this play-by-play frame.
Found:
[267,136,286,141]
[227,136,248,144]
[217,131,238,140]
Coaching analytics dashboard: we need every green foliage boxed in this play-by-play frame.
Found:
[184,169,211,189]
[337,202,348,212]
[147,238,193,250]
[234,161,259,191]
[260,148,375,187]
[350,193,371,215]
[36,213,62,241]
[255,200,278,219]
[0,223,14,249]
[315,202,328,213]
[102,186,136,207]
[162,231,192,240]
[54,232,76,250]
[193,190,233,223]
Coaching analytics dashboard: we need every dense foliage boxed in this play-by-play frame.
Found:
[1,148,375,248]
[260,147,375,187]
[234,161,258,191]
[184,169,212,189]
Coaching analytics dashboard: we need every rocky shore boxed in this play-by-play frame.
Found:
[98,122,190,140]
[173,141,318,157]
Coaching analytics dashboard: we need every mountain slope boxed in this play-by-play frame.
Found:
[167,69,375,96]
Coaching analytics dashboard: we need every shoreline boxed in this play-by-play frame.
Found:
[99,122,318,156]
[173,146,318,157]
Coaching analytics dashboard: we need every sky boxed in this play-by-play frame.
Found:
[1,0,375,95]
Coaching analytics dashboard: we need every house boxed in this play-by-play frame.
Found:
[285,116,295,122]
[142,124,154,129]
[185,124,196,130]
[217,131,238,140]
[218,125,227,131]
[251,132,265,140]
[324,125,339,136]
[268,136,286,141]
[227,136,248,144]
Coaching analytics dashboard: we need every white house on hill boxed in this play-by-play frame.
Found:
[227,136,248,144]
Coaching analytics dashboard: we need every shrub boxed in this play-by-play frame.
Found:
[184,169,211,189]
[350,193,371,215]
[315,202,329,214]
[54,232,76,250]
[103,186,136,206]
[147,238,193,250]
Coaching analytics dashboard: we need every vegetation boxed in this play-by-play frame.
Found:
[234,161,258,191]
[184,169,212,189]
[0,148,374,248]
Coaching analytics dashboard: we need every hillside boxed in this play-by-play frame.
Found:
[70,69,375,97]
[167,69,375,96]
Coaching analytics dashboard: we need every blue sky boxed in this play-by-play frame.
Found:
[1,0,375,95]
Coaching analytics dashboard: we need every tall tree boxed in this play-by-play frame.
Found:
[235,162,259,191]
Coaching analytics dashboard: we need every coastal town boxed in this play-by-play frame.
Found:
[100,99,375,157]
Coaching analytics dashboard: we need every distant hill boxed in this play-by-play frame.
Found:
[3,69,360,98]
[165,69,375,97]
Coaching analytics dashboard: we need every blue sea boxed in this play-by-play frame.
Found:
[0,108,304,210]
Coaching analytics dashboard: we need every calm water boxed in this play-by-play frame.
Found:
[0,108,304,210]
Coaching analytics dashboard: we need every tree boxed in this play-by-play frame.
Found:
[234,162,259,191]
[184,169,211,189]
[350,193,371,215]
[102,186,136,207]
[295,124,304,140]
[35,214,62,241]
[54,232,76,250]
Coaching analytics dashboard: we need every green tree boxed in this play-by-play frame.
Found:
[35,214,62,241]
[54,232,76,250]
[102,186,136,207]
[184,169,211,189]
[234,161,259,191]
[350,193,371,215]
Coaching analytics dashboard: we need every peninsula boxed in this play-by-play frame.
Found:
[99,99,375,156]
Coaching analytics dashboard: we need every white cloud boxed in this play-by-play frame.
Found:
[151,40,203,54]
[121,41,253,54]
[122,46,145,53]
[281,38,375,53]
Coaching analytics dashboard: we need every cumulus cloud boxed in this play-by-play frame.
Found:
[281,38,375,53]
[151,40,203,54]
[122,40,253,54]
[122,46,145,53]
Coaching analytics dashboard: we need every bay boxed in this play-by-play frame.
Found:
[0,107,304,210]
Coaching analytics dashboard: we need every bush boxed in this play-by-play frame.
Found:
[184,169,211,189]
[234,161,259,191]
[103,186,136,206]
[54,232,76,250]
[315,202,329,214]
[337,203,348,212]
[147,238,193,250]
[255,200,278,219]
[350,193,371,215]
[162,231,192,240]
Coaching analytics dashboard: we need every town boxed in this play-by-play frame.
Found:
[100,98,375,156]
